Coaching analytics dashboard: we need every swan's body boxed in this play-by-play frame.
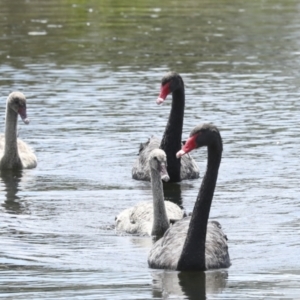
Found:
[132,72,199,182]
[0,92,37,170]
[148,217,229,270]
[116,149,184,236]
[148,124,230,271]
[115,200,184,236]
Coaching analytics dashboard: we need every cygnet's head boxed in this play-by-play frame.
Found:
[7,91,30,124]
[149,149,170,182]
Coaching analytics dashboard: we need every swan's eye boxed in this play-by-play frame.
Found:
[14,99,24,107]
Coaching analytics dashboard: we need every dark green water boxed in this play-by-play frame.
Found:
[0,0,300,299]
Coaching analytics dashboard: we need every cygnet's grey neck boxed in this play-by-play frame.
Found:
[150,167,169,237]
[4,104,19,155]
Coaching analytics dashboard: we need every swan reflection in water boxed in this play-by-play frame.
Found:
[151,270,228,299]
[0,169,25,213]
[162,182,183,208]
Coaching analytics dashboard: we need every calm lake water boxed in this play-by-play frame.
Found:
[1,0,300,299]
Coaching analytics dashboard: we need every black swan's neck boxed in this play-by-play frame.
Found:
[177,145,221,271]
[151,169,169,237]
[160,88,185,182]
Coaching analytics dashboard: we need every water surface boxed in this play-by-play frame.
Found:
[0,0,300,299]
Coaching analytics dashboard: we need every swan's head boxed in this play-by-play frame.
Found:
[7,91,30,124]
[156,72,184,105]
[149,149,170,182]
[176,124,222,158]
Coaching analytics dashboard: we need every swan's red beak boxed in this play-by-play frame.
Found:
[156,82,171,105]
[18,107,30,124]
[176,135,198,158]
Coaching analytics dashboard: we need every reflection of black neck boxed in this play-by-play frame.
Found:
[178,271,206,300]
[162,181,182,207]
[177,144,222,271]
[160,88,185,183]
[1,169,23,210]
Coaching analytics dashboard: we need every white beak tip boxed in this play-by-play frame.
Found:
[22,118,30,125]
[176,150,186,158]
[156,97,164,105]
[161,174,170,182]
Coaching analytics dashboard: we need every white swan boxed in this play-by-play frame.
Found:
[116,149,184,236]
[0,92,37,170]
[132,72,199,182]
[148,124,230,271]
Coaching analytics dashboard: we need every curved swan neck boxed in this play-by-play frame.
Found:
[4,104,18,157]
[1,103,21,169]
[177,144,222,271]
[160,88,185,182]
[151,168,169,237]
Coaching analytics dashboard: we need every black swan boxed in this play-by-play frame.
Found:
[116,149,184,236]
[0,92,37,170]
[132,72,199,182]
[148,124,230,270]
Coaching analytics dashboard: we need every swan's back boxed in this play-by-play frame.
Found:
[180,152,199,180]
[17,138,37,169]
[132,137,160,181]
[132,137,199,181]
[115,200,184,236]
[0,135,37,169]
[148,217,230,270]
